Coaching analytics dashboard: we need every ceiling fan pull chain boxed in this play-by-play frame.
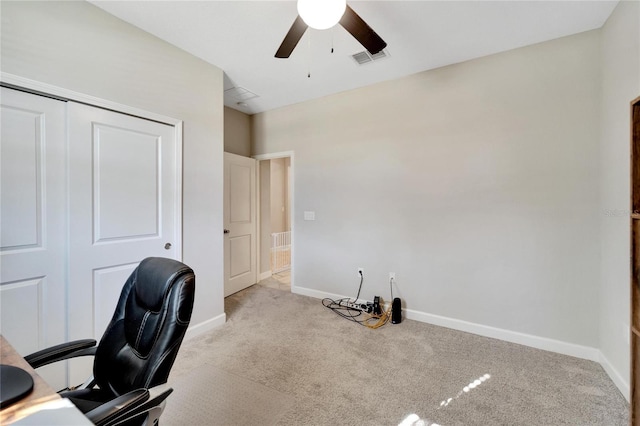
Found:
[331,27,335,53]
[308,31,312,78]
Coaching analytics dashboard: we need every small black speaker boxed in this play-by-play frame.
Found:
[391,298,402,324]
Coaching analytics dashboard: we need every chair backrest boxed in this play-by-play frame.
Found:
[93,257,195,397]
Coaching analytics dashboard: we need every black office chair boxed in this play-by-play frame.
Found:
[25,257,195,426]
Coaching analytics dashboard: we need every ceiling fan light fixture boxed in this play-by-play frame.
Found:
[297,0,346,30]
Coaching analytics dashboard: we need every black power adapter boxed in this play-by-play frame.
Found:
[372,296,382,315]
[391,298,402,324]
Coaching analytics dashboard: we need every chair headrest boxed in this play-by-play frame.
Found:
[134,257,193,312]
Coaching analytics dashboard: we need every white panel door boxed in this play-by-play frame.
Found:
[0,88,67,389]
[67,102,179,383]
[224,153,257,296]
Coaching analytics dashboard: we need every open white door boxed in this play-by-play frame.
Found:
[67,102,180,384]
[224,152,257,296]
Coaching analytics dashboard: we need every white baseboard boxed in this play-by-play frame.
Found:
[291,285,342,300]
[184,313,226,340]
[292,285,631,396]
[259,271,272,281]
[404,308,600,362]
[598,351,630,402]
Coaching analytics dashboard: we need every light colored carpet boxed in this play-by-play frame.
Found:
[162,364,293,426]
[257,271,291,291]
[166,284,629,425]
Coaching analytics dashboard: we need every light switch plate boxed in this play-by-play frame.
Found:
[304,211,315,221]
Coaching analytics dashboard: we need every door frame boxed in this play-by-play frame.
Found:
[253,151,295,290]
[1,72,184,262]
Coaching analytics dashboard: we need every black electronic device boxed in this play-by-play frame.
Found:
[372,296,382,315]
[391,298,402,324]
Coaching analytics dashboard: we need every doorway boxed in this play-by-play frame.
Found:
[256,153,294,291]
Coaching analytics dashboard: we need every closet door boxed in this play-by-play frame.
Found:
[0,88,67,388]
[66,102,179,383]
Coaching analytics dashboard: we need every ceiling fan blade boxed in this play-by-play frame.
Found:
[339,5,387,55]
[275,15,308,58]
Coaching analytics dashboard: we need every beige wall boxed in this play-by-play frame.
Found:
[258,157,292,276]
[1,1,225,329]
[224,106,251,157]
[253,31,602,350]
[270,158,290,234]
[599,0,640,399]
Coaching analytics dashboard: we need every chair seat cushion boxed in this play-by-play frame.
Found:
[62,388,113,414]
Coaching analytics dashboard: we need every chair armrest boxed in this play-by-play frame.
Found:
[24,339,97,369]
[85,388,149,426]
[101,384,173,426]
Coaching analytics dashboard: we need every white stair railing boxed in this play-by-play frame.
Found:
[271,231,291,273]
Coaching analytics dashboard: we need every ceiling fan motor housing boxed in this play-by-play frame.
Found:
[297,0,347,30]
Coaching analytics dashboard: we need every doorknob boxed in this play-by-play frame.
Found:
[164,243,172,250]
[224,229,230,234]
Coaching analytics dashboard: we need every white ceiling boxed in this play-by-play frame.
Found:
[90,0,618,115]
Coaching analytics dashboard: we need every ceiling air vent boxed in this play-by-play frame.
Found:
[224,86,259,102]
[351,49,388,65]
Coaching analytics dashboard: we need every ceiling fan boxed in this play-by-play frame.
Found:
[275,0,387,59]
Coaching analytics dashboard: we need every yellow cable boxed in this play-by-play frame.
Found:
[362,305,391,329]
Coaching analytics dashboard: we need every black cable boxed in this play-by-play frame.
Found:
[354,270,364,302]
[322,298,367,326]
[322,271,391,328]
[322,297,390,328]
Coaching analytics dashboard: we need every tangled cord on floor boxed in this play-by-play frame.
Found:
[322,273,393,329]
[322,297,391,329]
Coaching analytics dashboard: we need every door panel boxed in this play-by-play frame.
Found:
[224,153,257,296]
[67,102,179,384]
[0,279,43,352]
[93,124,160,241]
[92,263,140,338]
[0,88,67,389]
[230,164,252,222]
[230,235,252,277]
[1,106,40,248]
